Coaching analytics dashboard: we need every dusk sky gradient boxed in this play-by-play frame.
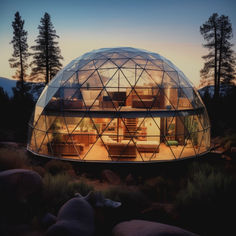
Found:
[0,0,236,86]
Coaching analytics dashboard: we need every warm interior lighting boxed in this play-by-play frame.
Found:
[27,47,210,162]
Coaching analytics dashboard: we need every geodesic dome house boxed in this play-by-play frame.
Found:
[27,47,210,162]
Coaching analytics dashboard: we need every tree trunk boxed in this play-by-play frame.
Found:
[217,24,224,98]
[18,37,24,91]
[45,24,49,85]
[213,22,219,100]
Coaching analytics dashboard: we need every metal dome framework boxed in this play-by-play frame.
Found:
[27,47,210,162]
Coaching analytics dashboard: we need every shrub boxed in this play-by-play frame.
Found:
[0,147,29,171]
[71,178,94,197]
[32,165,46,177]
[141,176,176,202]
[102,186,149,220]
[41,173,94,215]
[175,162,236,235]
[44,159,74,176]
[219,133,236,150]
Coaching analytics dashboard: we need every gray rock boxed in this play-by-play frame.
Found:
[112,219,199,236]
[0,169,43,224]
[41,213,57,229]
[46,196,94,236]
[46,191,121,236]
[0,169,43,201]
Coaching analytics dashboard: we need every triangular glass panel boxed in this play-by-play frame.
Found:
[49,71,63,88]
[47,116,67,142]
[181,87,202,109]
[144,60,161,70]
[150,88,165,110]
[127,88,147,110]
[118,69,133,88]
[96,89,118,111]
[34,114,47,132]
[163,88,178,109]
[178,71,193,88]
[179,135,196,159]
[132,59,147,69]
[99,59,117,69]
[34,129,47,153]
[110,59,129,68]
[120,59,135,69]
[83,135,110,161]
[60,70,76,86]
[90,117,114,136]
[62,87,84,111]
[93,53,109,60]
[81,70,103,88]
[162,72,179,88]
[104,69,121,88]
[29,129,37,152]
[151,59,164,70]
[117,68,135,86]
[93,59,108,69]
[79,60,96,71]
[77,70,96,86]
[147,70,163,87]
[38,86,59,109]
[163,61,176,72]
[99,68,118,86]
[62,74,78,88]
[64,116,84,134]
[177,87,193,109]
[38,133,51,155]
[133,55,145,60]
[195,130,204,155]
[135,69,156,88]
[166,71,180,86]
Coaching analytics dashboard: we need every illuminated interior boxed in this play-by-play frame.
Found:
[27,47,211,162]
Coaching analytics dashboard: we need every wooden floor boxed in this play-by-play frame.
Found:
[33,137,207,162]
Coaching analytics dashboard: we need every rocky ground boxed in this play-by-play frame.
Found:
[0,142,235,236]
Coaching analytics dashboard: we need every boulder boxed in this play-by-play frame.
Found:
[46,192,121,236]
[112,220,199,236]
[41,213,57,229]
[101,169,121,185]
[46,196,95,236]
[0,169,43,223]
[0,169,43,199]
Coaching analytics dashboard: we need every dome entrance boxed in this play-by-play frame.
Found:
[27,47,210,162]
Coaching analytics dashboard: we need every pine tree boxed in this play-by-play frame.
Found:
[9,12,29,89]
[200,13,235,99]
[30,12,63,84]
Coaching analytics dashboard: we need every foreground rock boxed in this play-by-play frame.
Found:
[46,192,121,236]
[112,219,199,236]
[0,169,43,235]
[0,169,43,199]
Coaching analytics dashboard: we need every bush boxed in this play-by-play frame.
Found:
[71,178,95,197]
[44,159,74,176]
[102,186,149,220]
[0,147,29,171]
[175,162,236,235]
[141,176,176,202]
[41,173,94,215]
[219,133,236,150]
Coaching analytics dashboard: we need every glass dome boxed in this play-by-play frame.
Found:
[27,47,211,162]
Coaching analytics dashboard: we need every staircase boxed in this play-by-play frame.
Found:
[123,118,137,139]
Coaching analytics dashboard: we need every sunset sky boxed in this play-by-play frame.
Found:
[0,0,235,87]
